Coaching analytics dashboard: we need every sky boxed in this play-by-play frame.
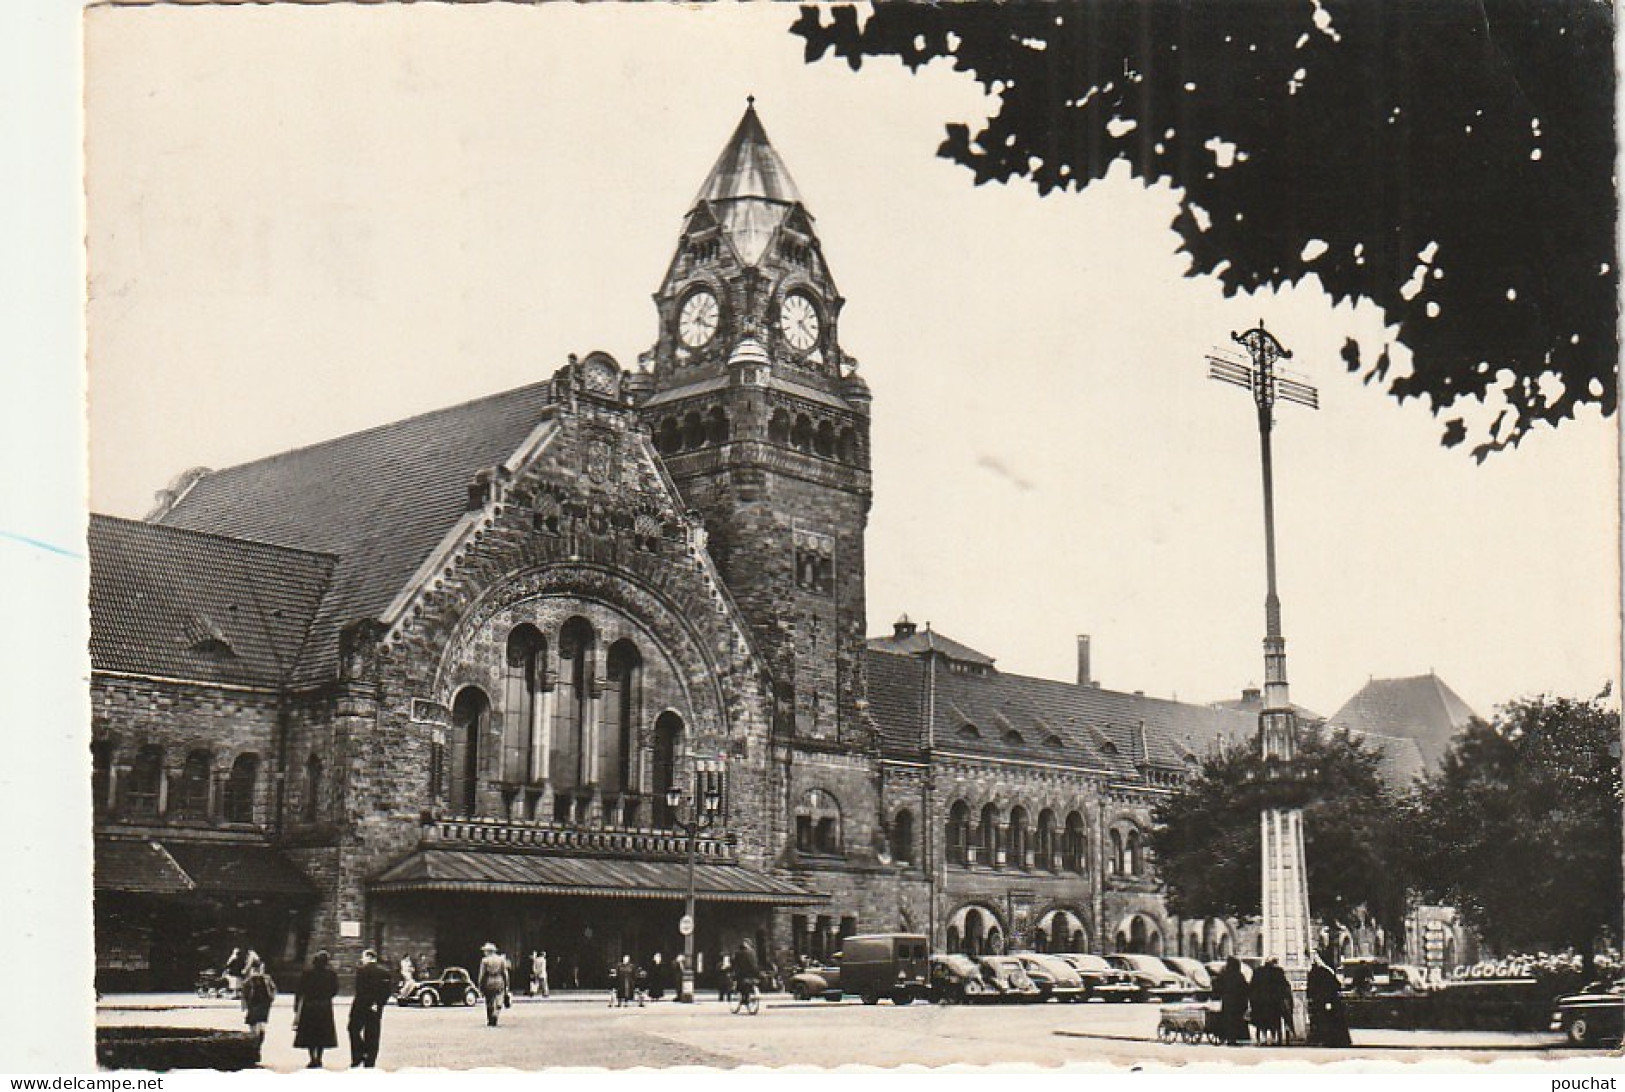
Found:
[82,2,1620,722]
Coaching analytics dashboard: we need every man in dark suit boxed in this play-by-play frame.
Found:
[348,949,397,1067]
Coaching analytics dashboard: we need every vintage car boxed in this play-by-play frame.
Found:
[1108,954,1201,1001]
[1055,953,1143,1002]
[928,954,994,1004]
[1012,953,1087,1001]
[977,956,1043,1003]
[1160,956,1214,997]
[396,966,480,1008]
[1549,978,1624,1046]
[787,961,843,1002]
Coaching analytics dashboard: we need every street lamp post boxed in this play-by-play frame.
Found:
[665,782,721,1003]
[1208,321,1320,1002]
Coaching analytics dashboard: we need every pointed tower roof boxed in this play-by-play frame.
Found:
[689,100,806,267]
[693,99,803,208]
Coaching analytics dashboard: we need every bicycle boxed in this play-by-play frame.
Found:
[730,978,761,1015]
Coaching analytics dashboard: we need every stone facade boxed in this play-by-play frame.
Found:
[88,103,1259,992]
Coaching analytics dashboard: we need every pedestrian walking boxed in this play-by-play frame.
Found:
[1214,956,1251,1044]
[293,950,339,1069]
[1248,957,1282,1045]
[1306,949,1352,1047]
[611,954,642,1007]
[648,952,666,1001]
[477,943,510,1027]
[717,953,734,1003]
[222,946,246,998]
[530,950,550,998]
[1266,958,1296,1044]
[347,948,396,1068]
[239,953,276,1046]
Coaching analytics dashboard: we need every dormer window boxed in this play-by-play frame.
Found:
[958,724,980,740]
[1003,729,1025,746]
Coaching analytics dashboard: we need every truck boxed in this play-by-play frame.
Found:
[837,933,931,1006]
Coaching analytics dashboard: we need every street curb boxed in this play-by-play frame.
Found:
[1052,1029,1569,1053]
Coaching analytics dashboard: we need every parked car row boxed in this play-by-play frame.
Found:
[784,934,1207,1006]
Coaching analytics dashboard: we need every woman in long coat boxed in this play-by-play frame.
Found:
[294,950,340,1068]
[1215,956,1251,1044]
[1247,958,1282,1045]
[1306,950,1352,1047]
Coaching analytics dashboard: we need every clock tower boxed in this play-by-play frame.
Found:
[636,101,873,750]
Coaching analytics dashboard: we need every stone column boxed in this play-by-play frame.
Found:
[538,681,556,817]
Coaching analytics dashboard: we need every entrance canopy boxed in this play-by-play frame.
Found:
[372,848,826,906]
[95,837,315,899]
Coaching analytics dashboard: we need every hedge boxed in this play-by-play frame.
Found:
[96,1027,261,1071]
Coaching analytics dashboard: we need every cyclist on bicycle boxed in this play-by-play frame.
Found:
[732,940,760,1006]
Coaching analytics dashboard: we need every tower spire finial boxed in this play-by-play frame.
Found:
[747,93,755,107]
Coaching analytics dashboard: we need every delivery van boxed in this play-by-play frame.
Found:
[837,933,930,1005]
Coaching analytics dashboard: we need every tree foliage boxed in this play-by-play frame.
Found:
[1149,727,1408,936]
[1405,690,1622,971]
[792,1,1617,458]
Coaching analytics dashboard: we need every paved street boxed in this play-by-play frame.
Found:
[96,992,1604,1070]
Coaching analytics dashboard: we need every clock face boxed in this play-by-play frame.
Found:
[779,292,821,352]
[678,290,720,349]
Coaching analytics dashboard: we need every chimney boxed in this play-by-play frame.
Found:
[1076,634,1092,688]
[894,614,917,639]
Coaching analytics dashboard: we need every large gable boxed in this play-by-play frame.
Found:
[154,381,561,682]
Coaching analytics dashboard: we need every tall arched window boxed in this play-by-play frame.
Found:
[1125,827,1144,876]
[602,640,641,796]
[888,808,915,865]
[979,803,1001,866]
[705,407,730,445]
[127,745,164,817]
[451,687,490,817]
[502,626,546,784]
[794,789,843,855]
[652,711,684,828]
[1108,828,1123,875]
[946,800,971,865]
[175,749,212,820]
[768,409,791,445]
[1063,811,1087,873]
[302,753,324,823]
[552,618,596,807]
[223,753,259,824]
[1036,809,1057,871]
[1008,806,1030,869]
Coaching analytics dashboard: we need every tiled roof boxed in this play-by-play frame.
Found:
[865,648,928,756]
[88,515,335,687]
[155,381,562,683]
[371,848,825,905]
[1326,674,1480,770]
[94,838,193,895]
[864,640,1255,776]
[1344,729,1429,790]
[161,840,316,898]
[93,837,314,898]
[868,627,996,667]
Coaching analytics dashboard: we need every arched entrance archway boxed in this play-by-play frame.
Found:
[1035,909,1089,954]
[945,904,1004,957]
[1113,913,1163,955]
